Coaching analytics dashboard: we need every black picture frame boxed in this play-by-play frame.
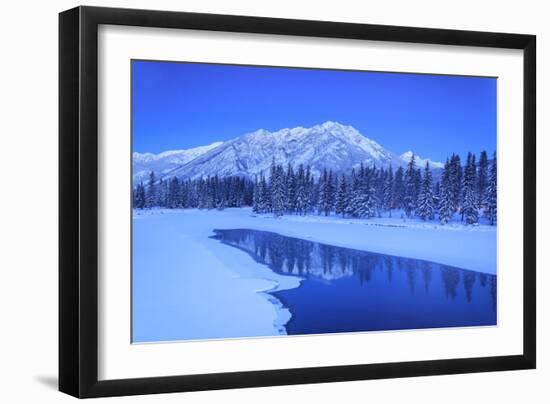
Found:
[59,5,536,398]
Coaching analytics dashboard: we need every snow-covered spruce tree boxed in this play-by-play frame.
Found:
[463,183,479,224]
[145,171,157,208]
[353,167,376,218]
[134,182,146,209]
[205,176,215,209]
[173,178,181,207]
[414,167,422,205]
[257,174,268,213]
[271,164,286,216]
[305,166,316,214]
[484,152,497,225]
[375,167,386,217]
[156,178,166,207]
[180,179,189,208]
[449,153,462,211]
[198,178,208,209]
[236,177,245,207]
[215,182,226,210]
[261,173,271,213]
[328,169,336,214]
[318,168,327,215]
[438,159,454,224]
[185,179,197,208]
[252,175,260,213]
[366,182,377,218]
[349,167,364,217]
[461,152,479,224]
[294,164,308,215]
[285,163,297,214]
[335,174,348,217]
[346,169,359,217]
[318,168,331,216]
[393,166,405,210]
[383,165,394,217]
[416,161,435,221]
[403,154,417,218]
[226,177,236,207]
[433,180,441,211]
[477,150,489,208]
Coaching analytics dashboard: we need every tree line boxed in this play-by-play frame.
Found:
[133,150,496,226]
[133,174,254,210]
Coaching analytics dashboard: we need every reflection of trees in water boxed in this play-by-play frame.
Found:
[479,272,487,288]
[463,271,476,302]
[384,256,394,283]
[355,255,375,286]
[320,244,335,275]
[405,260,417,293]
[421,261,432,294]
[213,229,496,307]
[441,267,460,300]
[338,249,348,274]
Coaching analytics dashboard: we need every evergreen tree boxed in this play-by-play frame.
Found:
[439,159,454,224]
[353,168,376,218]
[134,182,146,209]
[286,163,297,213]
[346,169,359,217]
[335,175,348,217]
[375,167,386,217]
[305,166,315,214]
[295,165,308,215]
[156,178,165,207]
[205,176,215,209]
[449,154,462,211]
[271,165,286,216]
[414,167,422,205]
[433,180,441,210]
[366,181,377,218]
[484,152,497,225]
[461,152,479,224]
[318,168,333,216]
[404,154,417,218]
[145,171,157,208]
[417,162,435,221]
[383,165,394,217]
[463,183,479,224]
[258,173,270,213]
[328,169,336,213]
[393,166,405,210]
[252,175,260,213]
[477,150,489,208]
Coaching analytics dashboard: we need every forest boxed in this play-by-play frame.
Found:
[133,151,497,226]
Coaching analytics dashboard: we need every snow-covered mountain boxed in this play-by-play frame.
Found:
[133,141,223,184]
[163,122,407,181]
[399,151,445,169]
[133,122,444,183]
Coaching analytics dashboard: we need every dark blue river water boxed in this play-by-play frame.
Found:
[211,229,496,335]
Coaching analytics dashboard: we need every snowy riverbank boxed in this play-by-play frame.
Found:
[132,207,496,342]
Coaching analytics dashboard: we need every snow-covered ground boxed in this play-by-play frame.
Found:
[132,207,496,342]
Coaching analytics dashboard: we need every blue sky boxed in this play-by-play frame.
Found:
[132,60,496,161]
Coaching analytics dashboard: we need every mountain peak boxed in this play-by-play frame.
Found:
[318,120,347,129]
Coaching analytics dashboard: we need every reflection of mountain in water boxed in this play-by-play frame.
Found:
[211,228,497,311]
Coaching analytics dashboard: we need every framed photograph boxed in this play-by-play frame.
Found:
[59,6,536,398]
